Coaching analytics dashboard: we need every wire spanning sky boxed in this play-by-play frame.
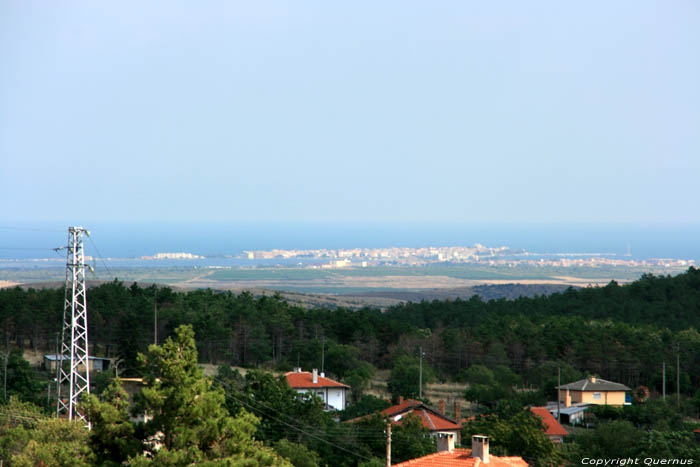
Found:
[1,1,698,224]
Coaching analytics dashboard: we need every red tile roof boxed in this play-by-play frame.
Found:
[284,371,349,389]
[346,399,462,432]
[381,399,461,432]
[383,399,420,415]
[391,448,528,466]
[529,407,568,437]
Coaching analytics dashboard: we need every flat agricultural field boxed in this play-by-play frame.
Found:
[170,264,678,294]
[1,264,689,304]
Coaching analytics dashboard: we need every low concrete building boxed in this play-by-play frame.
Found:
[43,354,114,373]
[120,378,152,423]
[550,405,588,426]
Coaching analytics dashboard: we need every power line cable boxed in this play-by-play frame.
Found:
[212,376,446,443]
[213,376,352,435]
[0,226,64,233]
[225,391,373,461]
[0,247,58,251]
[213,377,375,461]
[87,236,114,280]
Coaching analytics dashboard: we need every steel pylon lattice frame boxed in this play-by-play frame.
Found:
[56,226,90,426]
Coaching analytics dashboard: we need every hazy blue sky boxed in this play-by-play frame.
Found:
[1,1,698,224]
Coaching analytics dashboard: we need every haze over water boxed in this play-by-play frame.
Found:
[2,222,699,262]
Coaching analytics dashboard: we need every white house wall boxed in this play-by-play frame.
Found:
[294,387,346,410]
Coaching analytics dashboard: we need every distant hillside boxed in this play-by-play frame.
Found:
[342,283,574,302]
[6,280,574,309]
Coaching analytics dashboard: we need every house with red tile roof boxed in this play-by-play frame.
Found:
[529,407,568,443]
[284,368,349,411]
[348,397,463,444]
[392,435,528,466]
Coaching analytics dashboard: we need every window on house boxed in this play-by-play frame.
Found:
[317,391,325,400]
[593,392,602,400]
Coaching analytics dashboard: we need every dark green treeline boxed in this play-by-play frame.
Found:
[1,268,700,393]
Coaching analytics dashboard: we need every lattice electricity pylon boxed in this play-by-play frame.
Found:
[56,226,91,427]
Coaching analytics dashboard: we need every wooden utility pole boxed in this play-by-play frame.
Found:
[386,422,392,467]
[154,287,158,345]
[662,361,666,401]
[54,332,60,403]
[419,346,423,399]
[557,367,561,422]
[676,343,680,409]
[3,331,9,402]
[2,351,7,402]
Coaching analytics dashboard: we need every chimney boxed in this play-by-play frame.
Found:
[437,433,455,453]
[312,368,318,384]
[438,399,446,415]
[398,396,404,404]
[454,401,461,421]
[320,372,325,378]
[294,367,302,373]
[590,376,596,383]
[471,435,490,463]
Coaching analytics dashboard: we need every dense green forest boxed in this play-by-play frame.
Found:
[2,268,700,390]
[1,268,700,465]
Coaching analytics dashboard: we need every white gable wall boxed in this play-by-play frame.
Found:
[294,387,347,411]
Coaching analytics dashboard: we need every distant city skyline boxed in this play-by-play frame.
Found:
[1,1,698,224]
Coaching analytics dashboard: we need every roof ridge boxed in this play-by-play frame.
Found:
[404,401,460,424]
[422,409,436,430]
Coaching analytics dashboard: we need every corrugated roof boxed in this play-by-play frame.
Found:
[530,407,568,437]
[391,448,528,466]
[554,406,589,415]
[558,377,631,392]
[44,354,112,361]
[284,371,349,389]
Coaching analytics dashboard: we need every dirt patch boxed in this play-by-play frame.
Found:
[22,349,45,366]
[174,275,479,291]
[0,280,20,289]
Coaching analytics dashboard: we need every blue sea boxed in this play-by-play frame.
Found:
[1,222,699,264]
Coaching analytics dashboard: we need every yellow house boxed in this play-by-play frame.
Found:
[558,376,630,407]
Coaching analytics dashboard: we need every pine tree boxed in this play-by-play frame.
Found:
[130,324,290,466]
